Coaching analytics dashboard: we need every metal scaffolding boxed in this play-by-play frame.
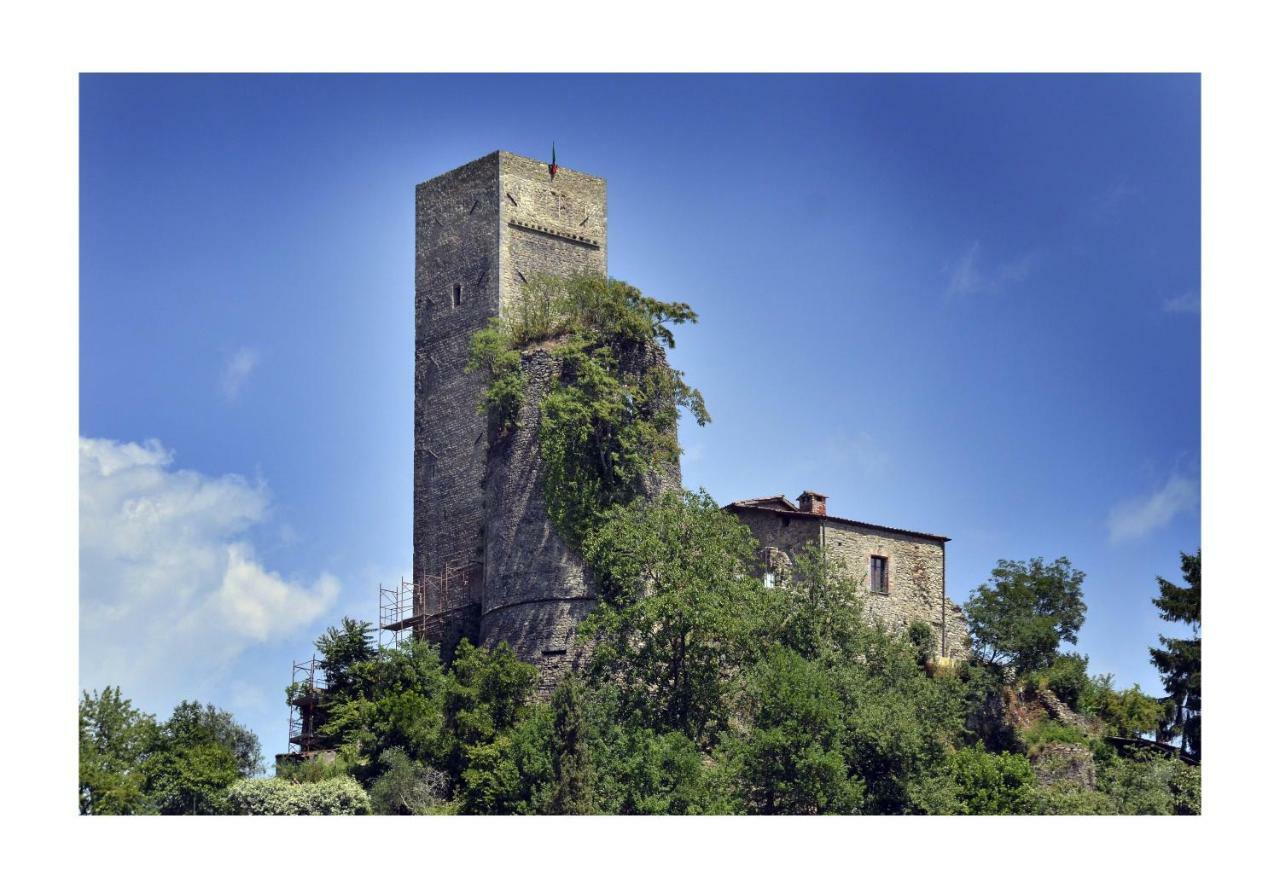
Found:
[286,656,326,754]
[377,561,480,649]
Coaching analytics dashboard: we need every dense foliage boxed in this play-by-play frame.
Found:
[964,556,1087,674]
[79,689,261,815]
[467,273,708,547]
[225,776,371,815]
[82,275,1199,815]
[1150,549,1201,756]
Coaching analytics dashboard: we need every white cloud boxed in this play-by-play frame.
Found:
[220,346,259,400]
[947,241,983,297]
[1162,291,1200,314]
[1092,181,1139,219]
[80,437,338,707]
[946,241,1039,298]
[1107,472,1199,542]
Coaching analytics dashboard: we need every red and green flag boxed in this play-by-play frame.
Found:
[549,143,558,179]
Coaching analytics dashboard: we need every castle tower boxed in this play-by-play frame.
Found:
[414,151,607,661]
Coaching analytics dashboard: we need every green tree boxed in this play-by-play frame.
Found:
[319,639,450,778]
[316,617,378,700]
[770,545,865,664]
[79,687,157,814]
[548,676,596,814]
[724,646,865,814]
[585,687,736,815]
[1149,549,1200,756]
[468,274,708,548]
[1098,750,1198,815]
[836,626,967,813]
[581,489,767,747]
[942,747,1036,814]
[143,701,261,814]
[1028,653,1091,709]
[369,748,448,814]
[1080,674,1163,739]
[964,556,1087,675]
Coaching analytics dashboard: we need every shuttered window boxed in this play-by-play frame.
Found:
[870,555,888,595]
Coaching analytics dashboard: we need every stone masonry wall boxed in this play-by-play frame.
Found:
[820,521,959,657]
[728,507,971,658]
[481,347,596,694]
[482,340,683,695]
[496,152,607,318]
[415,151,608,665]
[414,154,501,620]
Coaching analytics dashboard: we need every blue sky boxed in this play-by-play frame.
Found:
[80,74,1200,758]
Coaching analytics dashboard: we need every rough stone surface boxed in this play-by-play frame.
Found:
[1035,686,1094,732]
[481,341,682,693]
[1030,743,1097,791]
[415,151,609,678]
[727,502,970,658]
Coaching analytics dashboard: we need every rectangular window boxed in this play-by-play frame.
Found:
[763,571,775,589]
[453,283,463,307]
[870,555,888,595]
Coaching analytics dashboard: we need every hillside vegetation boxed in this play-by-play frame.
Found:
[80,276,1200,815]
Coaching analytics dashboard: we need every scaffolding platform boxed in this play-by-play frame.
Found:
[286,656,326,754]
[377,562,481,649]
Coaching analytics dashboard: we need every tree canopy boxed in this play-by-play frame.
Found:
[964,556,1087,674]
[1150,549,1201,756]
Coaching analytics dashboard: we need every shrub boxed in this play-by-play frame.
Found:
[369,748,448,814]
[224,776,371,815]
[1079,674,1163,739]
[1097,750,1199,815]
[1028,653,1090,710]
[1018,720,1090,756]
[907,621,934,668]
[1029,784,1118,815]
[468,274,708,548]
[944,747,1037,814]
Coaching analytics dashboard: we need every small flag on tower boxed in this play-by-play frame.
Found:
[549,142,558,179]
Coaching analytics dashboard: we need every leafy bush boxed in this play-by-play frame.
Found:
[224,776,371,815]
[468,274,708,548]
[275,752,351,784]
[722,646,866,814]
[1028,653,1090,710]
[1018,720,1090,756]
[1079,674,1163,739]
[369,748,448,814]
[943,747,1037,814]
[1097,750,1199,815]
[1029,784,1118,815]
[907,621,934,668]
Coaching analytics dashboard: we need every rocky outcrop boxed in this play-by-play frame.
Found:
[1030,743,1097,791]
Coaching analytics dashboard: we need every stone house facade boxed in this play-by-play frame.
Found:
[726,492,969,658]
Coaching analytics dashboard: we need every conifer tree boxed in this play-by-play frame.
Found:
[1149,549,1201,757]
[549,677,595,814]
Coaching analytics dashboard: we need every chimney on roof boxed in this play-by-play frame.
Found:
[797,491,828,516]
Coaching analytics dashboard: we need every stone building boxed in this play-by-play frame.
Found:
[413,151,614,687]
[411,150,965,693]
[726,492,969,658]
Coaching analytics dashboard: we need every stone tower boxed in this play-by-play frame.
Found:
[413,151,608,672]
